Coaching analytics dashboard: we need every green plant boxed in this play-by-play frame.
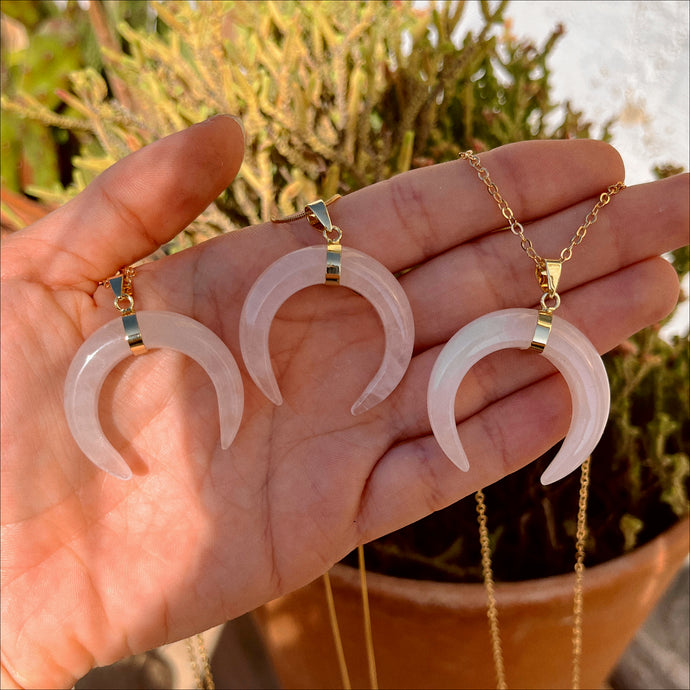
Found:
[0,0,152,197]
[2,0,607,247]
[2,0,687,582]
[1,0,86,192]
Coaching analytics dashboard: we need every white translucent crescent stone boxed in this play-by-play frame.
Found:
[64,311,244,480]
[427,308,610,485]
[240,245,414,415]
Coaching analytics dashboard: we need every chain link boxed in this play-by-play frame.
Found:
[459,151,625,268]
[100,265,136,292]
[572,456,591,690]
[270,194,342,223]
[475,459,592,690]
[186,633,215,690]
[476,489,507,690]
[99,266,138,314]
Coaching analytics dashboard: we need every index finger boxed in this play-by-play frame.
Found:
[1,115,244,290]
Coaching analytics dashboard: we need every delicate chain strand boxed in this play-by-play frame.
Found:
[358,544,379,689]
[185,637,201,689]
[197,634,215,690]
[459,151,625,269]
[186,633,215,690]
[475,490,507,690]
[460,150,604,689]
[572,457,592,690]
[99,265,136,291]
[270,194,342,223]
[323,571,352,689]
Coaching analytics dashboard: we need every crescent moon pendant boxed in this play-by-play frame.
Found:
[64,311,244,480]
[240,245,414,415]
[427,308,609,485]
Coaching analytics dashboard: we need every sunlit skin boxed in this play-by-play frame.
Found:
[1,116,688,688]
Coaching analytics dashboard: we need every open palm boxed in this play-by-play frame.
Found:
[1,116,687,689]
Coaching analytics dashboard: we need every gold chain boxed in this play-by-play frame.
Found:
[270,194,342,224]
[475,490,508,690]
[572,456,591,690]
[323,571,352,690]
[462,149,603,687]
[475,459,591,690]
[322,547,379,690]
[99,265,136,292]
[99,266,138,314]
[358,544,379,690]
[459,151,625,269]
[186,633,215,690]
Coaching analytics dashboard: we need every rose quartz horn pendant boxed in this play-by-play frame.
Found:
[427,308,610,485]
[64,274,244,479]
[240,201,414,415]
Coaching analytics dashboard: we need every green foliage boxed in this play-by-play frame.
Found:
[0,0,86,190]
[0,0,154,194]
[2,0,602,245]
[2,0,687,581]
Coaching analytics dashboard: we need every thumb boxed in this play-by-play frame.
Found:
[2,115,244,288]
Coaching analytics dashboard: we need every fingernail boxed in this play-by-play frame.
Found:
[226,114,245,142]
[198,114,244,142]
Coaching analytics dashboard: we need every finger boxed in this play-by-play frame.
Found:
[385,256,680,460]
[359,371,572,541]
[3,115,244,289]
[168,168,685,377]
[359,256,681,539]
[276,139,626,272]
[187,139,629,317]
[403,172,689,348]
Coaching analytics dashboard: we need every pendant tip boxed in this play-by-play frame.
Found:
[351,390,385,416]
[540,459,580,485]
[452,456,470,472]
[106,462,133,481]
[220,422,241,450]
[255,384,282,408]
[351,399,370,416]
[440,445,470,472]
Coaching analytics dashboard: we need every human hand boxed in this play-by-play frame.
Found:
[1,115,687,688]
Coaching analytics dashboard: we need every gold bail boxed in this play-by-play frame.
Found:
[325,243,342,285]
[305,199,343,285]
[305,199,333,233]
[536,259,562,296]
[108,271,147,355]
[109,275,127,303]
[122,313,147,355]
[530,310,553,352]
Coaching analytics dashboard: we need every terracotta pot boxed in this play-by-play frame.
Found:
[254,516,689,689]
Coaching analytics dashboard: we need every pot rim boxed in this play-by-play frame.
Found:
[329,515,690,610]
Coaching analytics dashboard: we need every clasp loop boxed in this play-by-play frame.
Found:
[539,291,561,314]
[106,268,147,355]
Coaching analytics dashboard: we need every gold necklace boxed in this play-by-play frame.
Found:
[475,460,591,690]
[459,151,625,282]
[186,633,215,689]
[323,544,379,690]
[274,154,623,690]
[459,149,624,690]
